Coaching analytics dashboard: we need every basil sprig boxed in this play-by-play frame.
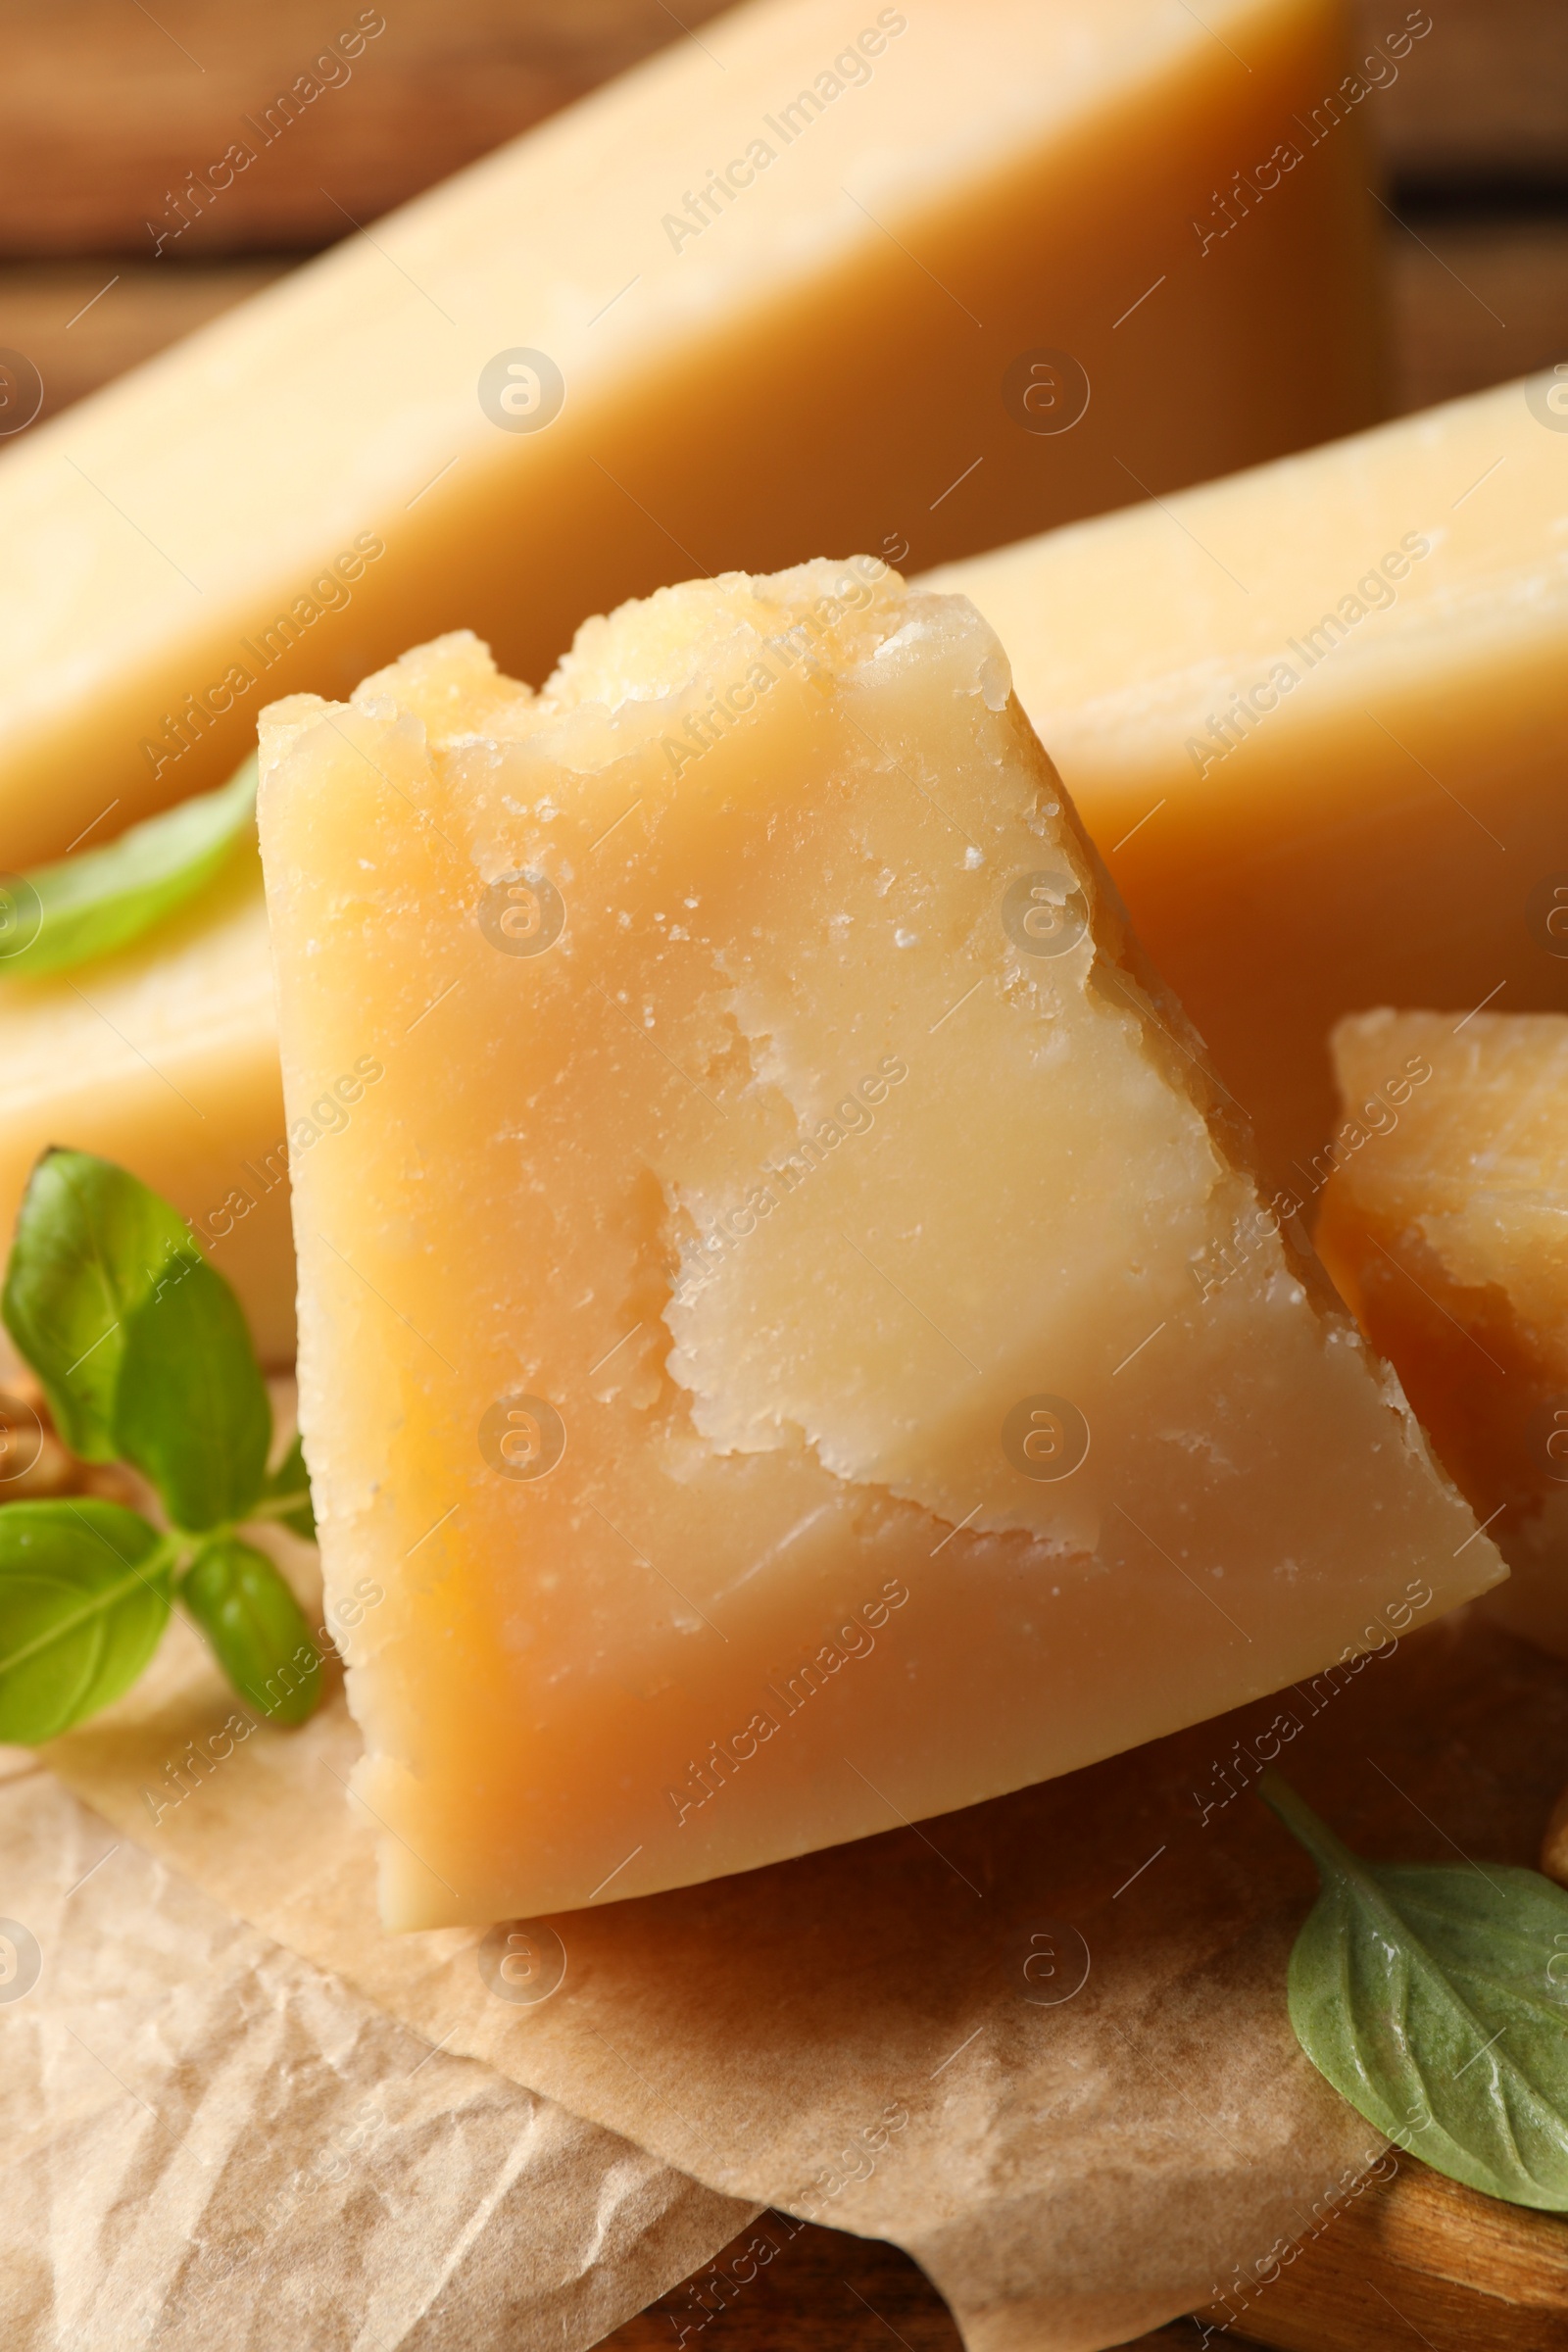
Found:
[1261,1769,1568,2211]
[0,756,256,983]
[0,1149,320,1740]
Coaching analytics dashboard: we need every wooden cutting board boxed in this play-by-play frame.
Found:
[606,2160,1568,2351]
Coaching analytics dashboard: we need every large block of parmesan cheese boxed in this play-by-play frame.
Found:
[1317,1009,1568,1660]
[258,562,1497,1927]
[0,0,1381,869]
[929,371,1568,1185]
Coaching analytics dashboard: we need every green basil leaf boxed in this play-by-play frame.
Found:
[1261,1768,1568,2211]
[261,1432,317,1542]
[0,1501,171,1741]
[2,1149,197,1459]
[114,1254,271,1531]
[178,1537,321,1725]
[0,756,256,983]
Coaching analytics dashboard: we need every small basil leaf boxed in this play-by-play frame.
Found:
[114,1254,271,1531]
[1,1149,197,1459]
[178,1537,321,1725]
[0,756,257,983]
[0,1501,171,1741]
[262,1432,317,1542]
[1261,1768,1568,2212]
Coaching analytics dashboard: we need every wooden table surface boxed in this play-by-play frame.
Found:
[606,2158,1568,2351]
[2,5,1564,2347]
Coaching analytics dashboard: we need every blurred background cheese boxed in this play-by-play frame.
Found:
[932,372,1568,1186]
[0,848,293,1360]
[258,566,1497,1926]
[1317,1008,1568,1660]
[0,0,1384,868]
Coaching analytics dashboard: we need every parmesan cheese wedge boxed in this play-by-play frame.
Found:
[259,562,1498,1927]
[0,0,1381,868]
[1318,1009,1568,1661]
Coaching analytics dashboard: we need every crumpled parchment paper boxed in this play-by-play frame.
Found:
[0,1749,753,2350]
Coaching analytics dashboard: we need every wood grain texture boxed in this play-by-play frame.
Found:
[1195,2162,1568,2351]
[1354,0,1568,185]
[604,2215,965,2352]
[0,0,728,255]
[1387,215,1568,411]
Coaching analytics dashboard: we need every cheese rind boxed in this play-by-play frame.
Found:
[0,0,1380,867]
[260,562,1498,1929]
[928,371,1568,1183]
[1317,1009,1568,1659]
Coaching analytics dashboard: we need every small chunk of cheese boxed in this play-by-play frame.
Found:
[259,562,1498,1928]
[1318,1009,1568,1660]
